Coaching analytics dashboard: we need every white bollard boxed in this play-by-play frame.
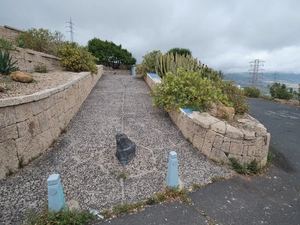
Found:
[47,174,66,212]
[166,151,179,188]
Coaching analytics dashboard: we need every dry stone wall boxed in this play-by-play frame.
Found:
[0,66,103,180]
[145,73,270,167]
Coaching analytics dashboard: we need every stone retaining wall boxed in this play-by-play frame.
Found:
[0,66,103,180]
[145,73,270,167]
[0,25,61,71]
[0,25,23,42]
[10,47,61,72]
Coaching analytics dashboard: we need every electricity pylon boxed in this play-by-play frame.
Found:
[249,59,265,88]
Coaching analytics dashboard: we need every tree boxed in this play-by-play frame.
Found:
[167,47,192,57]
[268,82,293,100]
[87,38,136,69]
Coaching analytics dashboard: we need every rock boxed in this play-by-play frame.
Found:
[0,86,4,92]
[208,103,235,121]
[10,71,33,83]
[115,132,136,165]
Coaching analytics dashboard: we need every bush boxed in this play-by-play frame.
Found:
[220,81,249,114]
[268,82,293,100]
[15,28,65,56]
[0,38,15,51]
[0,50,19,75]
[58,42,98,74]
[136,50,162,76]
[153,68,231,112]
[33,63,48,73]
[243,86,260,98]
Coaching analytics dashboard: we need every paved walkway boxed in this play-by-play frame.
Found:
[0,74,232,224]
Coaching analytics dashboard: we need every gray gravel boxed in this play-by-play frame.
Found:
[0,74,233,224]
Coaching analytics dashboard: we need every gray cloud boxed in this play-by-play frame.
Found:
[1,0,300,73]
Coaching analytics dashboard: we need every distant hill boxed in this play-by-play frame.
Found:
[224,72,300,94]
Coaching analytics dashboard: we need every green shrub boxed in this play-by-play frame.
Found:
[0,38,15,51]
[229,157,262,175]
[220,81,249,114]
[15,28,65,56]
[136,50,162,76]
[0,50,19,75]
[243,86,261,98]
[33,63,48,73]
[153,68,230,112]
[58,42,98,74]
[268,82,293,100]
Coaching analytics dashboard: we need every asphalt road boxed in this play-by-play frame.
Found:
[93,98,300,225]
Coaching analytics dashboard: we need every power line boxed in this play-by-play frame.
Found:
[248,59,265,88]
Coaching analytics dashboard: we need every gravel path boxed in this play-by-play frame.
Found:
[0,74,233,224]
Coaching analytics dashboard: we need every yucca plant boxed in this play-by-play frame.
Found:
[0,50,19,75]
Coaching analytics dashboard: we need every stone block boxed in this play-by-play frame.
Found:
[15,133,31,153]
[15,103,33,122]
[180,114,195,140]
[192,125,206,151]
[229,140,243,155]
[211,121,226,135]
[38,129,53,152]
[168,109,180,126]
[0,107,16,128]
[212,134,224,150]
[192,112,220,129]
[0,124,18,143]
[31,100,44,116]
[242,145,248,156]
[221,137,231,153]
[242,129,256,140]
[0,140,18,180]
[247,145,257,156]
[202,130,216,156]
[225,124,243,139]
[37,111,50,133]
[210,147,227,163]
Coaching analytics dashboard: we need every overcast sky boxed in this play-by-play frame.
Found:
[1,0,300,73]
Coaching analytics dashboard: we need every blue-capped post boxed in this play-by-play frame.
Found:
[166,151,179,188]
[47,174,66,212]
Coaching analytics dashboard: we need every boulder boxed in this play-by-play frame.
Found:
[115,132,136,165]
[10,71,33,83]
[0,86,4,92]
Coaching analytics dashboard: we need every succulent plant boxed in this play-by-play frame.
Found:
[0,50,19,75]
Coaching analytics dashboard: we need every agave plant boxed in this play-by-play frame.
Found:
[0,50,19,75]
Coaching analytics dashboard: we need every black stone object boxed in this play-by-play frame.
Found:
[115,132,136,165]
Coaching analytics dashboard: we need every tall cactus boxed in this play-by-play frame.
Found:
[155,52,222,81]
